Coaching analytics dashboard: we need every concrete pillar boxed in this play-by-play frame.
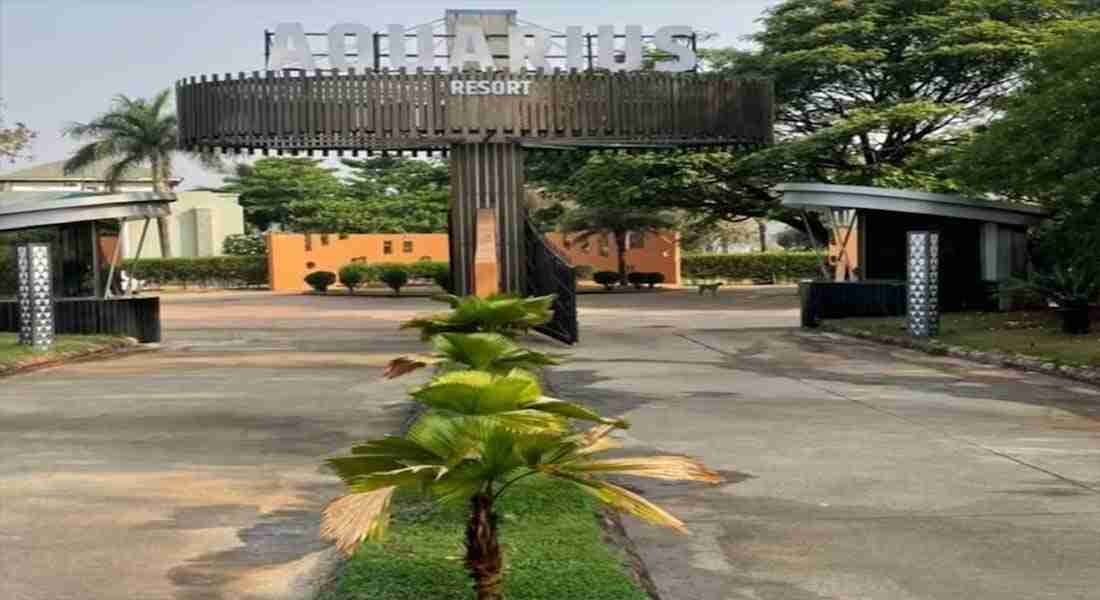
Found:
[449,142,527,297]
[194,208,215,256]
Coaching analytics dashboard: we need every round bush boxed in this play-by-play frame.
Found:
[338,263,373,293]
[643,272,666,288]
[573,265,595,281]
[593,271,621,290]
[378,266,410,296]
[305,270,336,292]
[433,270,454,293]
[626,271,647,289]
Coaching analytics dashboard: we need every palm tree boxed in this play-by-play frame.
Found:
[321,367,720,600]
[560,205,677,285]
[63,90,217,258]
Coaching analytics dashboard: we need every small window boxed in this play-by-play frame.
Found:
[383,241,393,255]
[403,240,414,253]
[306,261,316,269]
[321,234,330,246]
[338,233,349,239]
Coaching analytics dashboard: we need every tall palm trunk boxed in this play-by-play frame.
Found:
[614,230,629,286]
[756,219,768,252]
[151,155,174,258]
[465,493,503,600]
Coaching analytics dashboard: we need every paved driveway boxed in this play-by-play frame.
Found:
[0,292,436,600]
[548,287,1100,600]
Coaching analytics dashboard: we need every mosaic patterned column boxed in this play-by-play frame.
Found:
[906,231,940,337]
[15,243,54,351]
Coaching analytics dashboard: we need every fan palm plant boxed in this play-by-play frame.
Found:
[322,371,719,600]
[63,90,219,258]
[401,294,556,340]
[384,332,565,379]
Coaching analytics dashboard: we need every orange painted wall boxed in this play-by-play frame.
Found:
[547,231,681,285]
[267,233,450,291]
[267,230,681,291]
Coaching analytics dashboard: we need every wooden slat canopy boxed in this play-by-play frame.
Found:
[176,69,774,154]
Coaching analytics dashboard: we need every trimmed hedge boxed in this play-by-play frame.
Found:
[682,252,824,282]
[124,256,268,289]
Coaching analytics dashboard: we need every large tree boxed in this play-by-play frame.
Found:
[219,158,345,231]
[957,18,1100,210]
[64,91,214,257]
[0,101,35,164]
[531,1,1085,242]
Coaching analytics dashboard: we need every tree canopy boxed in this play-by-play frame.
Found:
[0,101,35,164]
[530,0,1089,238]
[956,18,1100,210]
[220,158,345,232]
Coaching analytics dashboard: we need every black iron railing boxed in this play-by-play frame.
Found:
[525,220,578,344]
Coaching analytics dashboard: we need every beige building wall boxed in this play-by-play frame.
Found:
[122,191,245,258]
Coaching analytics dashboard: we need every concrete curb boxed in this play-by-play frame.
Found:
[818,323,1100,388]
[0,337,146,378]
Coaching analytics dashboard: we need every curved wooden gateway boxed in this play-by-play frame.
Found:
[176,70,773,153]
[176,65,773,343]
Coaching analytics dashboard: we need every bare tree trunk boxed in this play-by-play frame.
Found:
[465,493,503,600]
[151,155,174,258]
[614,230,629,286]
[756,219,768,252]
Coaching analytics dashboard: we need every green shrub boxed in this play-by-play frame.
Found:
[432,270,454,293]
[573,265,595,281]
[682,252,824,283]
[378,266,410,296]
[124,256,269,289]
[305,270,336,292]
[338,263,373,294]
[593,271,621,290]
[407,260,449,282]
[222,233,267,256]
[643,272,665,288]
[626,272,647,289]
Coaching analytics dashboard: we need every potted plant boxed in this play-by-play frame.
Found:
[1005,265,1099,334]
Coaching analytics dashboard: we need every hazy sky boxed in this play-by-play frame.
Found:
[0,0,779,189]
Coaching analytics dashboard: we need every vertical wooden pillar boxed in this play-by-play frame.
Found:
[449,142,527,297]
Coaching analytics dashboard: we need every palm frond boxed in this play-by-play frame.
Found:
[555,456,722,483]
[554,474,689,533]
[321,488,397,554]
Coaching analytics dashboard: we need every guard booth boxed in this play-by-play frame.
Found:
[779,184,1050,325]
[0,191,171,342]
[175,9,775,343]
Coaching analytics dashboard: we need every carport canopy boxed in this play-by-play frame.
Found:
[0,191,173,232]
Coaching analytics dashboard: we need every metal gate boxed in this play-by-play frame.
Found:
[524,220,578,345]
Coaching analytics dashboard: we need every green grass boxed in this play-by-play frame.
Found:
[318,478,650,600]
[827,310,1100,366]
[0,333,123,367]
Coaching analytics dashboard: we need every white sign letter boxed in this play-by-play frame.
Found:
[597,25,642,71]
[327,23,372,71]
[654,26,697,72]
[508,26,550,72]
[270,23,315,70]
[566,26,585,70]
[388,24,407,70]
[450,25,495,71]
[416,24,435,70]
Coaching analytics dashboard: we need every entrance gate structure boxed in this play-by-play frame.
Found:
[174,16,773,343]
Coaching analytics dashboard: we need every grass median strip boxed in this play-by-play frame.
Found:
[0,333,128,370]
[318,477,650,600]
[825,311,1100,367]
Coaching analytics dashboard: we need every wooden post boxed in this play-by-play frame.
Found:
[448,142,527,297]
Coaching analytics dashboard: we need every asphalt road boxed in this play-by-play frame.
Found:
[547,287,1100,600]
[0,292,435,600]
